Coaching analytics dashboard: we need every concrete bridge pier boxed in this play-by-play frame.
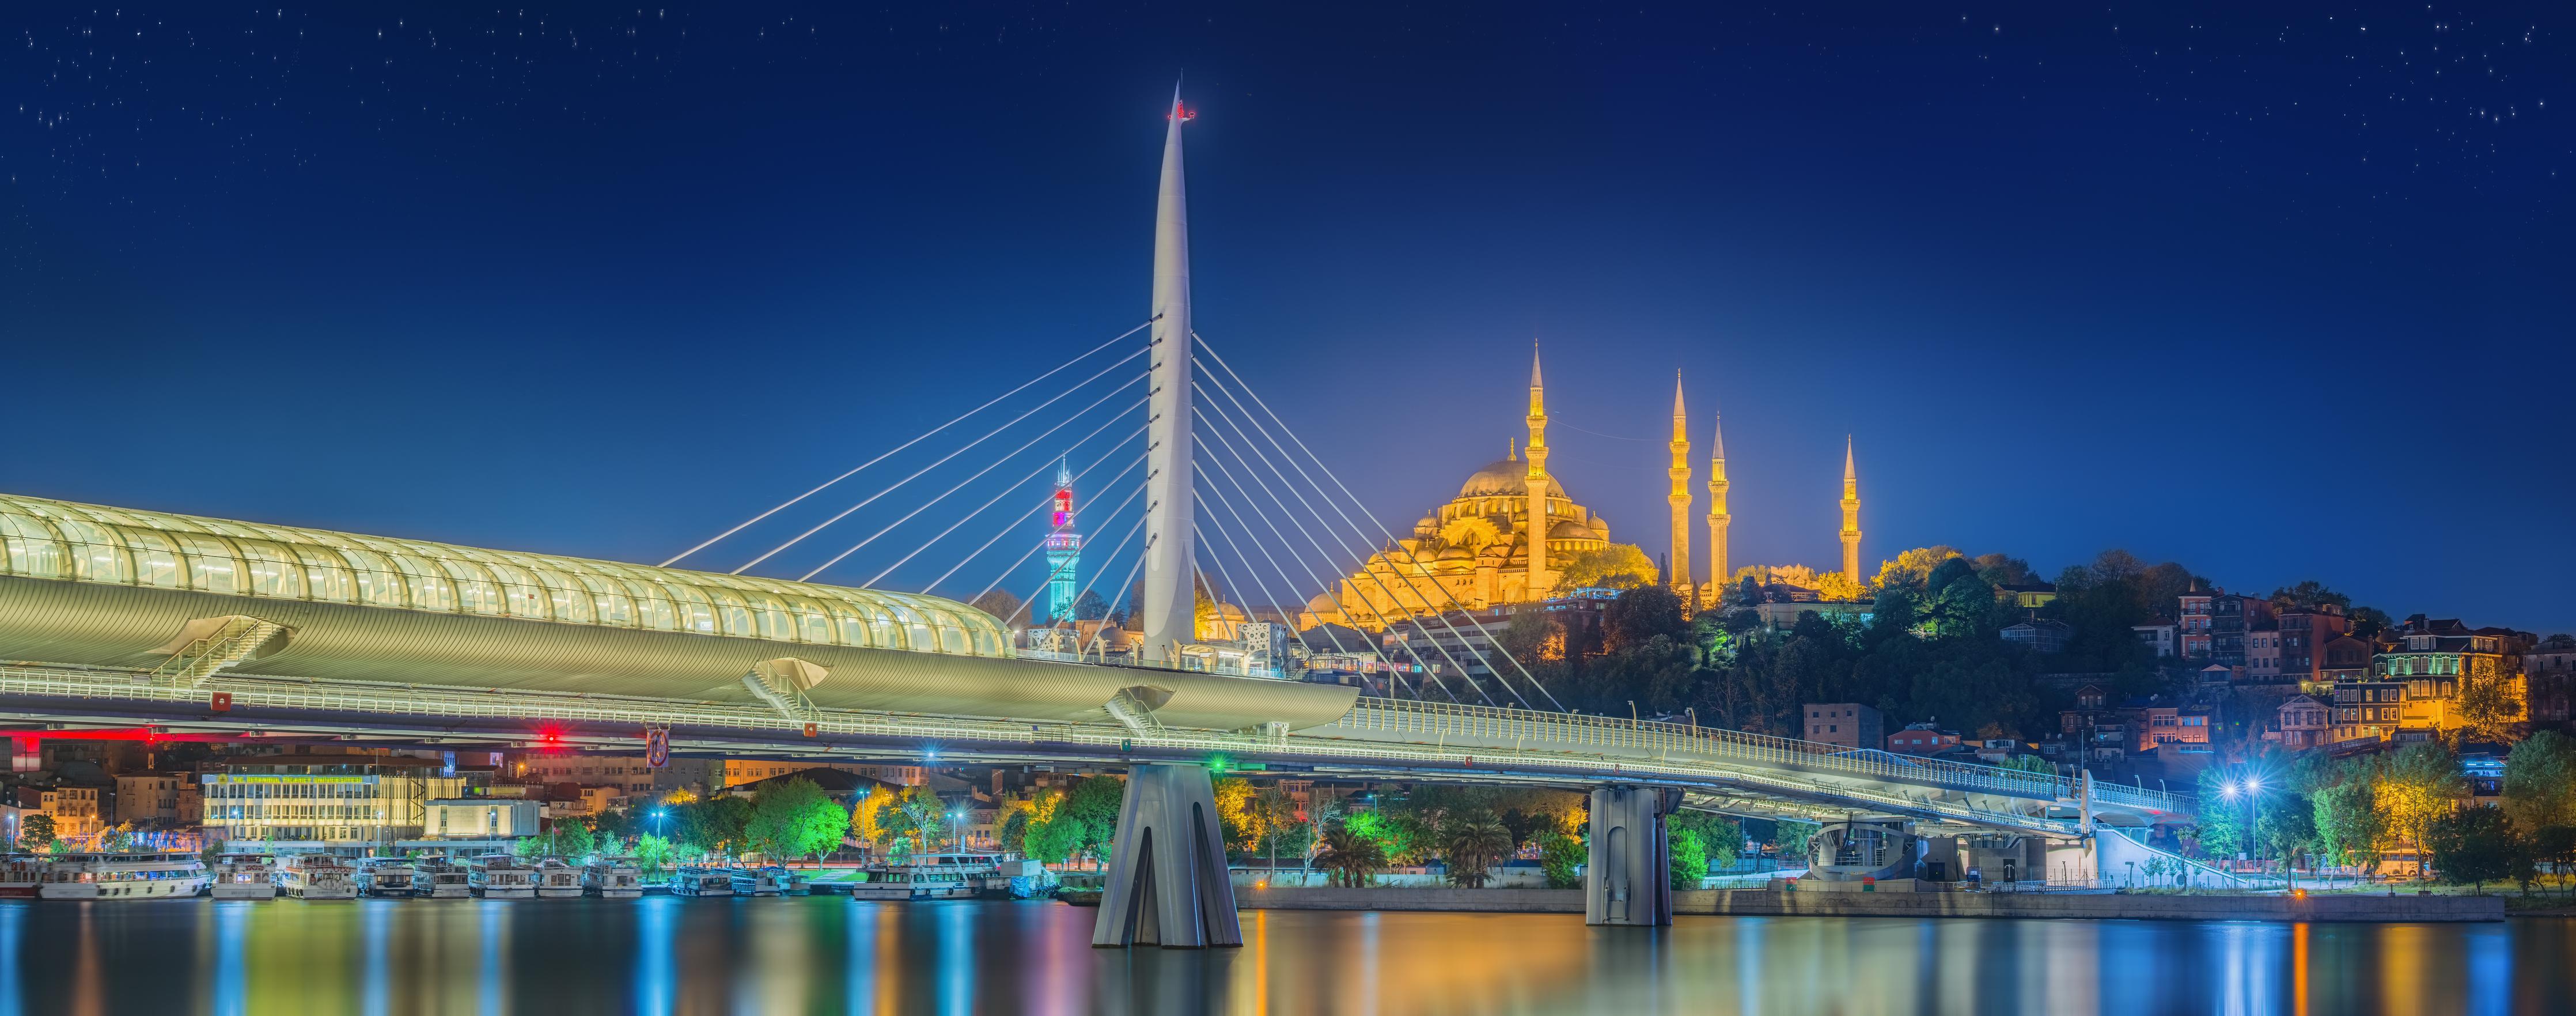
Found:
[1092,763,1241,949]
[1585,785,1679,927]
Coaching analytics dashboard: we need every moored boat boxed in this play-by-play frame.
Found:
[44,852,211,900]
[355,858,416,898]
[846,853,998,901]
[0,856,47,898]
[582,858,642,898]
[669,864,732,897]
[277,853,358,900]
[410,859,471,898]
[535,859,584,899]
[728,866,787,897]
[467,855,536,899]
[209,853,278,900]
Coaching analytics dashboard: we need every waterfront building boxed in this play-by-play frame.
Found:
[2001,619,2073,654]
[2520,635,2575,727]
[1888,723,1961,756]
[2272,694,2331,750]
[202,754,469,851]
[2275,605,2351,686]
[2132,623,2178,658]
[2178,586,2273,665]
[514,754,658,796]
[1997,581,2058,609]
[2331,616,2533,743]
[113,772,200,825]
[39,786,105,840]
[1803,703,1884,749]
[425,798,543,840]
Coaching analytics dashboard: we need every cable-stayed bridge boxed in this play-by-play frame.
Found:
[0,91,2187,945]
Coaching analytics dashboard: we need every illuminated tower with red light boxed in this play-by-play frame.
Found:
[1044,457,1083,622]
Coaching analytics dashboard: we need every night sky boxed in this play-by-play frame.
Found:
[5,2,2569,633]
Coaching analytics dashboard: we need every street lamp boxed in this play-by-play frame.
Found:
[949,810,964,853]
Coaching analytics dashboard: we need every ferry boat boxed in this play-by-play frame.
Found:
[209,853,279,900]
[0,856,47,898]
[467,855,536,899]
[410,859,472,898]
[43,852,211,900]
[669,864,733,897]
[846,853,998,901]
[582,859,642,898]
[535,859,585,899]
[276,853,359,900]
[355,858,416,897]
[728,866,788,897]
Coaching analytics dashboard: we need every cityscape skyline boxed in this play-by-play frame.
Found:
[3,3,2567,633]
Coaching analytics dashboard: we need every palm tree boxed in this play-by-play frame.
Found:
[1317,820,1388,889]
[1442,811,1516,888]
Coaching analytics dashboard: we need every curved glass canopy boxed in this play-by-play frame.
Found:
[0,494,1012,659]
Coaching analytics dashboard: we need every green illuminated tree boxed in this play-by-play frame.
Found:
[16,814,53,853]
[633,833,676,875]
[2503,731,2576,832]
[1317,819,1389,888]
[2424,806,2531,892]
[1668,827,1710,889]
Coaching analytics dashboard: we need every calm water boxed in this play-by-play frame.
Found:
[0,897,2564,1015]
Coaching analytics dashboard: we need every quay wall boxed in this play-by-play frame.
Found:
[1232,886,2504,923]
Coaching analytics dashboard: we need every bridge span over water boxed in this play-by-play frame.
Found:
[2,91,2192,946]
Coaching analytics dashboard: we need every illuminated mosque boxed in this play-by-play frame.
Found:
[1295,348,1862,632]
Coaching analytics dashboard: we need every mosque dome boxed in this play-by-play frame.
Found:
[1435,545,1473,562]
[1548,519,1593,540]
[1457,459,1562,499]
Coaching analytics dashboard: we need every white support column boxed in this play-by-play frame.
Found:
[1139,88,1198,662]
[1092,763,1241,949]
[1586,785,1676,927]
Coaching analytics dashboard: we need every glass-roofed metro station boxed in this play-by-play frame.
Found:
[0,493,1013,659]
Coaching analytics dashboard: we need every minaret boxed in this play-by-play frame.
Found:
[1524,345,1552,596]
[1706,410,1729,599]
[1839,436,1862,584]
[1139,88,1197,659]
[1666,372,1691,596]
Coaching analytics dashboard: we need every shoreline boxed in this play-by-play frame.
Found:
[1229,886,2511,923]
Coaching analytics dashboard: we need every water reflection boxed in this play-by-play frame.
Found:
[0,898,2559,1015]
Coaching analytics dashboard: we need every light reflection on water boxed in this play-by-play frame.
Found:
[0,898,2560,1015]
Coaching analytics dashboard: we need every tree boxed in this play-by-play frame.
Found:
[16,814,54,853]
[1969,553,2037,588]
[2267,581,2353,612]
[2195,768,2256,860]
[1668,827,1710,889]
[2380,741,2467,875]
[969,590,1025,625]
[548,818,598,859]
[1071,589,1110,622]
[998,808,1032,855]
[748,780,853,862]
[1813,571,1867,603]
[2503,731,2576,832]
[1317,819,1389,887]
[2457,672,2524,744]
[1601,584,1689,652]
[634,833,676,875]
[1441,811,1516,888]
[2347,607,2396,639]
[1251,785,1301,871]
[1873,546,1963,594]
[1213,777,1260,853]
[2312,764,2388,873]
[97,824,135,854]
[2532,826,2576,881]
[513,835,547,860]
[1536,827,1585,888]
[1772,819,1818,863]
[2423,806,2532,892]
[1555,545,1658,591]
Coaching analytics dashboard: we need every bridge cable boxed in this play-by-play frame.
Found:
[734,347,1148,575]
[968,461,1154,611]
[927,448,1144,598]
[855,406,1148,589]
[1192,416,1482,704]
[1188,490,1441,702]
[1180,479,1357,664]
[1195,335,1567,712]
[1193,383,1521,709]
[661,318,1152,567]
[1020,498,1151,629]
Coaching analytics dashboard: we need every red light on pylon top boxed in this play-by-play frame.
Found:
[1170,104,1195,122]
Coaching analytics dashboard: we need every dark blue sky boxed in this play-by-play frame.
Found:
[5,2,2569,632]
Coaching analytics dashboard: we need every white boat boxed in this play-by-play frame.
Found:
[847,853,998,901]
[0,856,47,899]
[582,859,642,898]
[410,859,471,898]
[467,855,536,899]
[669,864,733,897]
[210,853,279,900]
[42,852,211,900]
[355,858,416,897]
[728,866,788,897]
[276,853,359,900]
[535,859,585,898]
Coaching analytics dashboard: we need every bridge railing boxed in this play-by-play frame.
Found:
[1332,697,2188,814]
